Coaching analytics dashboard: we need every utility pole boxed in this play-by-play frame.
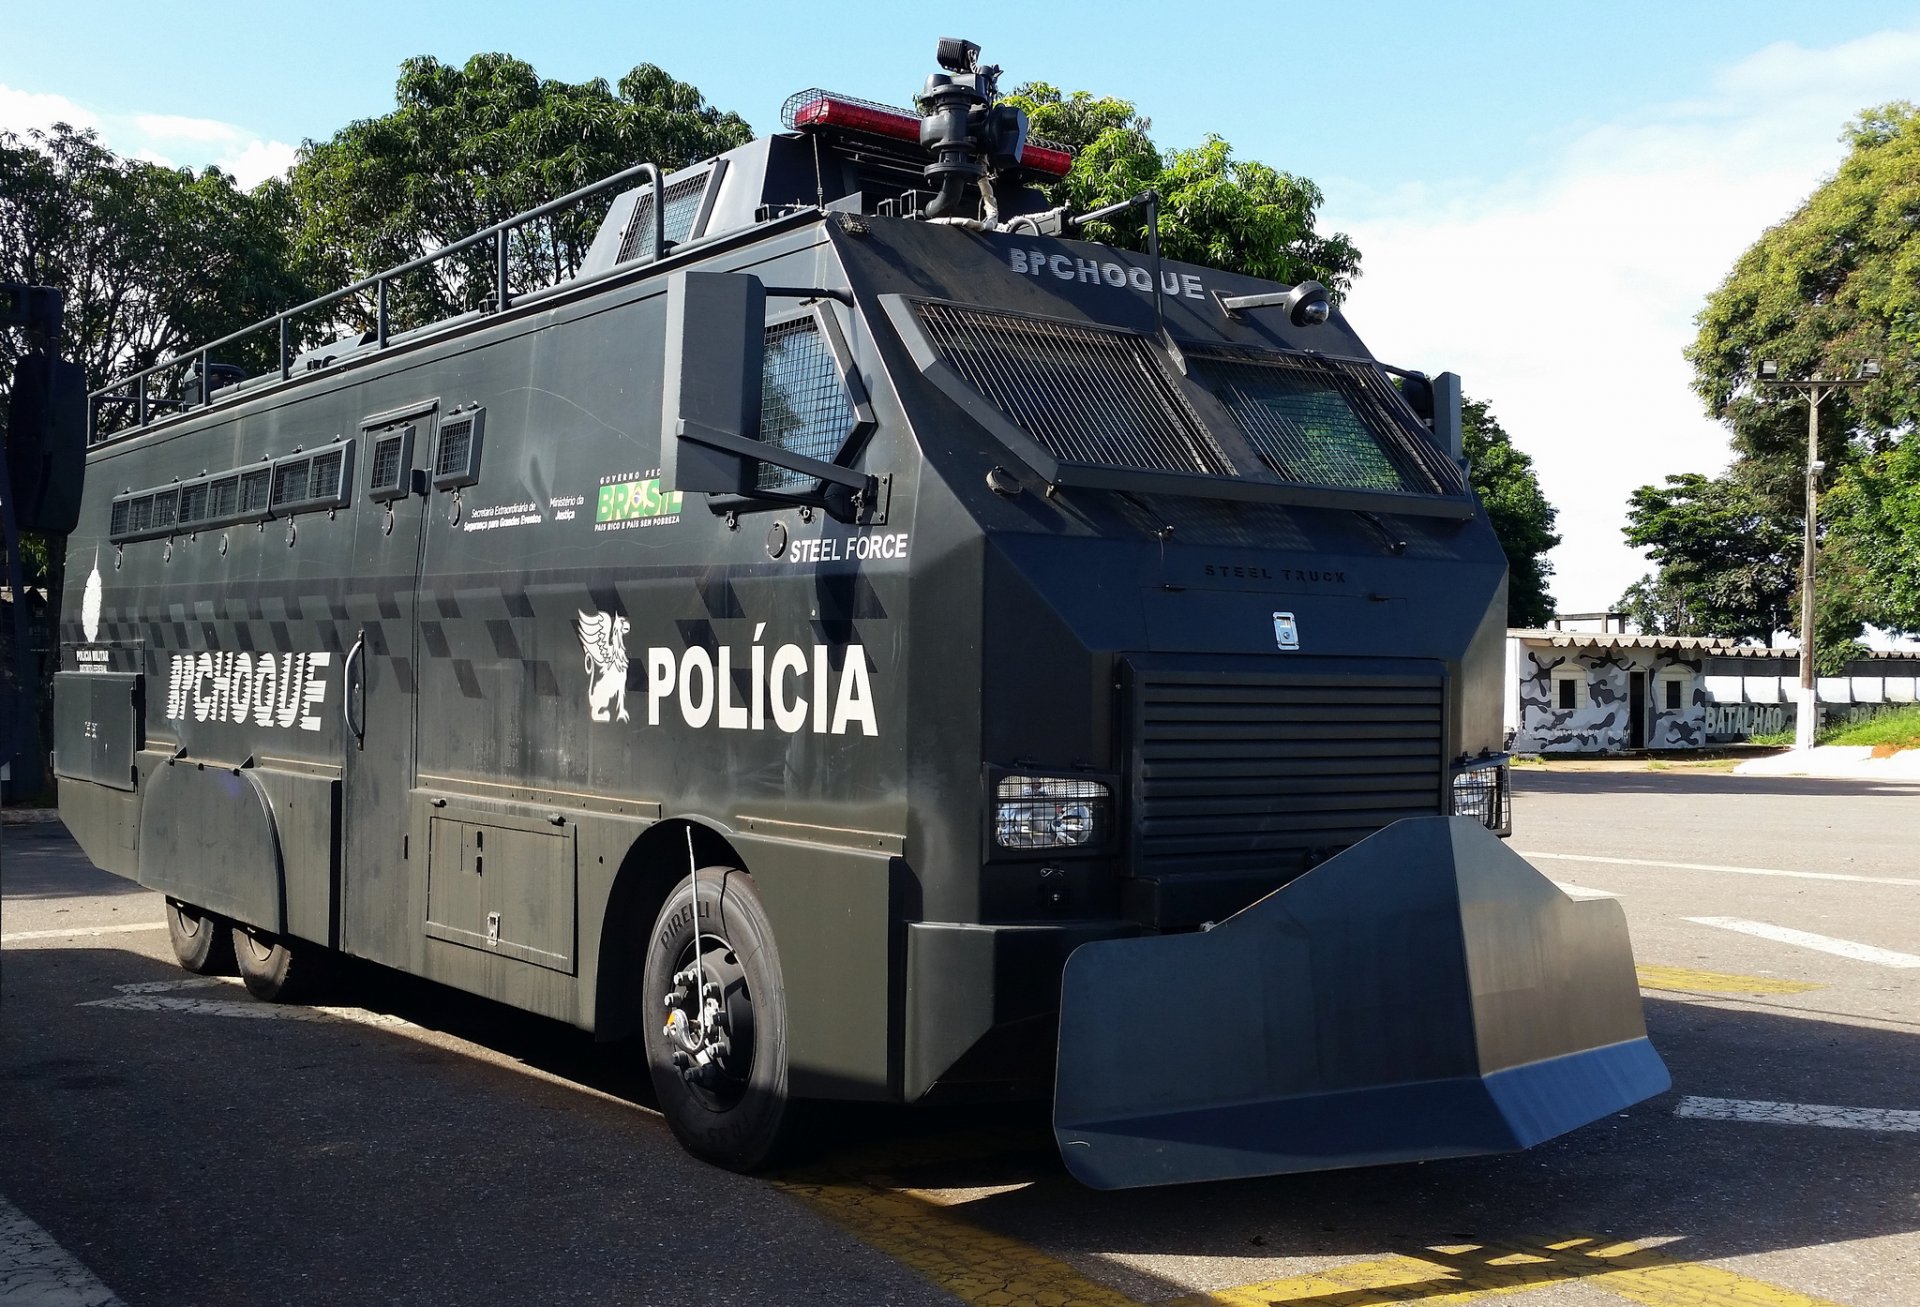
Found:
[1756,359,1879,751]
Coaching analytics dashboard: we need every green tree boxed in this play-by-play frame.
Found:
[1003,83,1362,294]
[1618,472,1798,642]
[1688,103,1917,501]
[1684,103,1917,641]
[1,124,311,398]
[1461,398,1559,627]
[287,54,751,333]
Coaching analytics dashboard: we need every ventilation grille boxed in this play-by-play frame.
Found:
[1128,666,1445,881]
[758,317,854,492]
[1188,348,1459,495]
[617,172,712,264]
[914,301,1234,476]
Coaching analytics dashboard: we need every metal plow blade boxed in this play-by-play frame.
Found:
[1054,816,1669,1189]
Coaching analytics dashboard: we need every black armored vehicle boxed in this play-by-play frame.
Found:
[51,40,1666,1188]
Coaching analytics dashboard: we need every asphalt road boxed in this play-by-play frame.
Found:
[3,770,1916,1306]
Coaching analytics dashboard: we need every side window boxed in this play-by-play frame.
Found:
[759,316,855,492]
[432,407,485,490]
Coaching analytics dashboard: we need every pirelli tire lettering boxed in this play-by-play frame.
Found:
[162,651,333,731]
[646,634,878,737]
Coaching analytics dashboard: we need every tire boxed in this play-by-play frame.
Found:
[642,867,792,1171]
[165,899,234,975]
[231,923,323,1003]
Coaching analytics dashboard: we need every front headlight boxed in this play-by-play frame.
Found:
[1451,760,1511,836]
[994,775,1111,849]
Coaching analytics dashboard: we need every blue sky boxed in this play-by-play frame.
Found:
[5,2,1918,619]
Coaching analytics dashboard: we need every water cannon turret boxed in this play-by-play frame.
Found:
[916,37,1030,220]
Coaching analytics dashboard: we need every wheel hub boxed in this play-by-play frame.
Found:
[661,934,755,1106]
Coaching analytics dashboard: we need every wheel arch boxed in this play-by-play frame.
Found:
[592,815,747,1043]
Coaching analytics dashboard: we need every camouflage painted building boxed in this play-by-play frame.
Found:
[1505,629,1920,754]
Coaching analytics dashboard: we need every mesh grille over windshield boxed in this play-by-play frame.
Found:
[915,302,1236,477]
[1188,348,1454,495]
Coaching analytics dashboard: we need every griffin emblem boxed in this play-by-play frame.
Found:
[574,609,632,723]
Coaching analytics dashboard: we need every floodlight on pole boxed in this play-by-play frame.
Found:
[1755,359,1879,751]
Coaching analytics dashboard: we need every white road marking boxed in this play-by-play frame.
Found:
[1677,1096,1920,1132]
[1549,880,1617,900]
[1518,851,1920,887]
[0,922,167,944]
[0,1193,127,1306]
[1685,917,1920,968]
[79,980,413,1029]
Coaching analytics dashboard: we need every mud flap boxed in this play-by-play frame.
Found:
[1054,816,1669,1189]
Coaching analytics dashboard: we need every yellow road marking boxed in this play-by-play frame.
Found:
[775,1176,1139,1306]
[1637,964,1821,995]
[1175,1235,1848,1307]
[775,1134,1843,1307]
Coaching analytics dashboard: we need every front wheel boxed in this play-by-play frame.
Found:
[642,867,791,1171]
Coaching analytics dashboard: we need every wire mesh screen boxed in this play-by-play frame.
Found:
[915,302,1235,477]
[1188,348,1460,495]
[758,317,854,493]
[435,420,474,480]
[617,172,712,264]
[209,476,239,520]
[178,482,209,526]
[239,469,272,516]
[270,459,311,509]
[370,434,405,493]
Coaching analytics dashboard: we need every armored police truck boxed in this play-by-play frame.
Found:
[52,39,1666,1188]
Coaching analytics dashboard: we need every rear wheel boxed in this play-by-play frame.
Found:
[231,923,322,1003]
[642,867,791,1171]
[165,899,234,975]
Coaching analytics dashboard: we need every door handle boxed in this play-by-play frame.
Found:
[343,629,366,749]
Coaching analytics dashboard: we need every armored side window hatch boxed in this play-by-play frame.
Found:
[238,466,273,518]
[269,442,354,514]
[368,424,416,502]
[432,409,484,490]
[177,478,211,527]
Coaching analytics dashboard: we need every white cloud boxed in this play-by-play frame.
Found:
[1,83,296,187]
[215,138,300,189]
[134,112,248,144]
[1327,25,1920,616]
[0,84,99,136]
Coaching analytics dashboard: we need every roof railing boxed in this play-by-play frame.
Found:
[88,161,668,443]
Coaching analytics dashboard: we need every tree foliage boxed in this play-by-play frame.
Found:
[1619,472,1799,643]
[286,55,751,334]
[1460,398,1559,627]
[0,124,310,394]
[1630,103,1918,650]
[1002,83,1362,295]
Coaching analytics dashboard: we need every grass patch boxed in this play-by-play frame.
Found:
[1826,703,1920,749]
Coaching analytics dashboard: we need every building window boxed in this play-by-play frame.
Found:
[1665,679,1682,710]
[1551,667,1585,710]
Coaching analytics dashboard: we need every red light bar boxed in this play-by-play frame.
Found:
[788,94,921,143]
[1018,142,1074,179]
[783,89,1076,180]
